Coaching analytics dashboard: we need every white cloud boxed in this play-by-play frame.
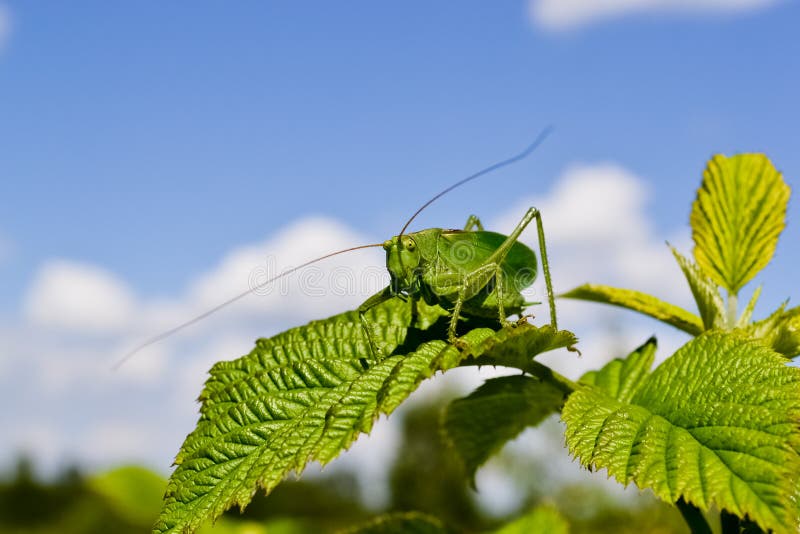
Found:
[529,0,781,31]
[499,163,651,245]
[2,423,62,472]
[184,216,385,320]
[36,342,162,394]
[0,4,11,53]
[23,260,137,334]
[119,216,386,366]
[82,422,160,466]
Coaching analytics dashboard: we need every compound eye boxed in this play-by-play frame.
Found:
[403,237,416,250]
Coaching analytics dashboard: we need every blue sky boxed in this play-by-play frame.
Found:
[1,0,799,499]
[3,1,799,302]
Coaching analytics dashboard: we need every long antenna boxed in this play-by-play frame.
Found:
[113,243,383,370]
[398,126,554,237]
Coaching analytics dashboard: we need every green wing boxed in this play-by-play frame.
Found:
[438,231,537,282]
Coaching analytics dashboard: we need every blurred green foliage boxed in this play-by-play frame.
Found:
[1,397,689,533]
[0,456,366,534]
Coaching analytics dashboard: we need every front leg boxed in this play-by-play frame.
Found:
[448,289,465,343]
[494,267,508,327]
[433,264,498,343]
[357,286,395,359]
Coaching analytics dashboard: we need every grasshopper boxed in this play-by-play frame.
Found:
[115,129,556,367]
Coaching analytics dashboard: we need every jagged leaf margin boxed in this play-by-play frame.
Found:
[579,336,656,403]
[155,299,576,533]
[563,332,800,533]
[691,153,789,294]
[743,304,800,359]
[670,247,726,330]
[561,284,703,336]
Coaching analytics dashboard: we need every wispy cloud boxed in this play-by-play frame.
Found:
[528,0,781,31]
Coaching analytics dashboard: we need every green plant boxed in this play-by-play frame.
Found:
[155,153,800,533]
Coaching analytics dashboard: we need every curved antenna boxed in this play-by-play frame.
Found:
[113,243,383,370]
[398,126,554,237]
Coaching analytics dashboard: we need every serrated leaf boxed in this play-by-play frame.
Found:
[155,299,451,533]
[563,332,800,533]
[197,297,446,403]
[465,322,579,369]
[493,505,569,534]
[342,512,449,534]
[156,299,577,533]
[579,337,656,403]
[670,247,726,330]
[744,304,800,358]
[442,375,565,483]
[691,154,789,294]
[737,285,762,328]
[561,284,703,336]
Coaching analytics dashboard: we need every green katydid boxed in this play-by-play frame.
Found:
[358,206,554,351]
[115,128,556,367]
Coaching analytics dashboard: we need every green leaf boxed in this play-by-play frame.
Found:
[493,505,569,534]
[691,153,789,294]
[579,337,656,403]
[465,322,579,369]
[563,332,800,533]
[442,375,565,483]
[670,247,726,330]
[156,299,576,533]
[743,304,800,358]
[561,284,703,336]
[342,512,449,534]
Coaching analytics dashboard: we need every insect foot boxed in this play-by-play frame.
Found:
[516,314,534,326]
[451,337,471,352]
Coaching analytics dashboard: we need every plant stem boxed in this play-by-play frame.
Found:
[726,290,738,329]
[521,360,577,394]
[676,498,712,534]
